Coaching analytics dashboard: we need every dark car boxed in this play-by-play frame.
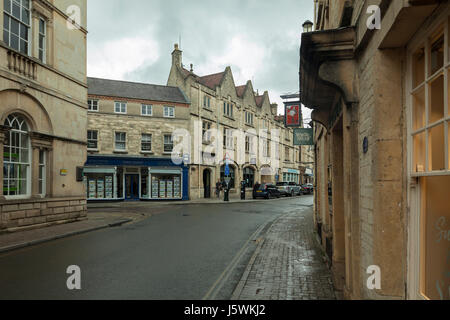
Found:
[253,183,281,199]
[302,183,314,195]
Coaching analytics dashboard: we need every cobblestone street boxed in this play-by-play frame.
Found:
[233,206,336,300]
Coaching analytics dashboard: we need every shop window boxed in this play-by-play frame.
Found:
[413,132,426,173]
[243,167,255,188]
[419,175,450,300]
[87,173,114,199]
[430,31,444,76]
[429,75,444,124]
[164,134,173,153]
[141,168,148,198]
[150,173,182,199]
[3,114,30,197]
[428,124,445,171]
[413,86,426,131]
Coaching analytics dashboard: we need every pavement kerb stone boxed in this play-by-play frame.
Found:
[0,218,132,254]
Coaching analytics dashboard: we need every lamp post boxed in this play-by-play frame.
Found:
[302,20,313,33]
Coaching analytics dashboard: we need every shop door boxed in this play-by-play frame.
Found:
[203,169,211,198]
[125,174,140,200]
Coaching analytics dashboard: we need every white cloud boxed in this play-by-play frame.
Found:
[87,36,160,80]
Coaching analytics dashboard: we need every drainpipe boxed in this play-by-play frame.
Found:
[198,83,202,199]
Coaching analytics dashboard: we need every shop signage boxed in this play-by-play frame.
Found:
[293,128,314,146]
[60,169,68,176]
[284,102,301,127]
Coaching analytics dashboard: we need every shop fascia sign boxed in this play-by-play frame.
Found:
[293,128,314,146]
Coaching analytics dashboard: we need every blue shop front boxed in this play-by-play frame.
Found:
[84,155,189,201]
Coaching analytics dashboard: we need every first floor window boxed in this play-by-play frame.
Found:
[223,128,233,149]
[164,106,175,118]
[141,134,152,152]
[203,96,211,109]
[3,0,31,55]
[38,17,46,63]
[115,132,126,150]
[164,134,173,153]
[38,150,46,196]
[87,130,98,149]
[203,121,212,143]
[115,102,127,114]
[3,114,30,197]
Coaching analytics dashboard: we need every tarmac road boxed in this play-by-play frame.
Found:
[0,195,314,300]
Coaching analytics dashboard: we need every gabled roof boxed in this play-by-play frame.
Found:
[255,95,264,107]
[198,71,226,90]
[87,77,190,104]
[235,85,246,98]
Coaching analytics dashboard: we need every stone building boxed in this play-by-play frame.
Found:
[85,77,191,201]
[0,0,87,233]
[167,44,303,199]
[301,0,450,299]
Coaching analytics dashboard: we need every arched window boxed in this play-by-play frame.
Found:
[243,167,255,188]
[3,114,31,197]
[220,165,235,189]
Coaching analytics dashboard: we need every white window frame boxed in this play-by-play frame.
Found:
[202,121,212,144]
[114,131,127,151]
[38,16,46,63]
[164,106,175,118]
[114,101,127,114]
[88,99,99,112]
[3,0,31,56]
[203,95,211,109]
[87,130,98,150]
[142,104,153,116]
[406,9,450,300]
[163,134,174,153]
[141,133,152,152]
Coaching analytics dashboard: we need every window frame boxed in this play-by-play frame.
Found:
[114,131,127,151]
[141,104,153,116]
[141,133,152,152]
[87,130,98,150]
[88,99,99,112]
[114,101,127,114]
[164,106,175,118]
[3,0,32,56]
[38,149,46,196]
[163,134,174,153]
[38,16,46,63]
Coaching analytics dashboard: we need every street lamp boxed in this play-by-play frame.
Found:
[302,20,313,33]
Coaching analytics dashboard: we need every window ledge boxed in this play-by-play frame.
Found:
[113,150,128,154]
[203,107,213,112]
[223,115,235,121]
[87,149,99,153]
[141,151,154,155]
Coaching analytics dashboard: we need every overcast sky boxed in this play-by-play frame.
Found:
[87,0,314,122]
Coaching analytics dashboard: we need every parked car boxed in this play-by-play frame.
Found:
[289,182,302,196]
[302,183,314,195]
[253,183,281,199]
[276,182,301,197]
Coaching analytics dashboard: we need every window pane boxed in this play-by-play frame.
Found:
[429,75,444,124]
[428,124,445,171]
[414,132,426,173]
[19,39,27,54]
[4,0,11,13]
[10,18,18,35]
[12,2,20,19]
[430,33,444,76]
[413,47,425,88]
[4,13,9,31]
[21,7,29,25]
[3,30,9,45]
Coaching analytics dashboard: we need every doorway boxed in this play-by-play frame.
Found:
[125,174,140,200]
[203,169,211,198]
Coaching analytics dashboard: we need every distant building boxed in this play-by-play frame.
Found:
[167,44,303,199]
[0,0,88,233]
[85,77,190,201]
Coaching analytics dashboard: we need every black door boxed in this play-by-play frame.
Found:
[203,169,211,198]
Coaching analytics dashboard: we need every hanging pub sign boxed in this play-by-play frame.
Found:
[284,102,301,127]
[293,128,314,146]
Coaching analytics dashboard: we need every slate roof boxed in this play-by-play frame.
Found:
[235,85,246,97]
[87,77,190,104]
[255,95,264,107]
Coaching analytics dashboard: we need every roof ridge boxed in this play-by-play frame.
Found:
[87,77,181,90]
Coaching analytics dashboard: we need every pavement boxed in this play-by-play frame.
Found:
[232,206,337,300]
[0,195,337,300]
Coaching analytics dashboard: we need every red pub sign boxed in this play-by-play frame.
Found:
[284,102,301,127]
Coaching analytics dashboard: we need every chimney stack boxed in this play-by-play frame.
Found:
[172,43,182,68]
[190,64,193,72]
